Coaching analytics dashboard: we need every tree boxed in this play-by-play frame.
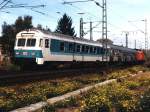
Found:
[15,16,33,33]
[15,16,24,33]
[23,16,33,29]
[1,15,33,57]
[1,22,15,55]
[55,13,76,37]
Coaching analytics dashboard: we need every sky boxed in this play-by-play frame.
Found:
[0,0,150,49]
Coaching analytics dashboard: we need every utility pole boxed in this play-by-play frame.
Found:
[63,0,107,40]
[135,40,136,49]
[90,21,93,40]
[125,33,129,48]
[129,19,148,51]
[77,12,85,38]
[94,0,107,61]
[103,0,108,61]
[142,19,148,53]
[63,0,108,59]
[80,20,101,40]
[102,0,107,44]
[80,17,84,38]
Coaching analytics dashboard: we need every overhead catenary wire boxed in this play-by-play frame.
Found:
[62,0,100,19]
[0,0,9,6]
[0,0,11,10]
[62,0,94,4]
[83,22,101,36]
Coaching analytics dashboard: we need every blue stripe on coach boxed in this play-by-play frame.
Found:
[15,50,43,58]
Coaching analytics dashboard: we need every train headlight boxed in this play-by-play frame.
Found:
[16,52,20,55]
[31,52,35,56]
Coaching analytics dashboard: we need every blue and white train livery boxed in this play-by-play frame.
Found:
[14,29,110,65]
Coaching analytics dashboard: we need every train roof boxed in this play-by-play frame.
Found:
[17,29,136,53]
[17,28,104,47]
[40,29,103,45]
[109,44,136,53]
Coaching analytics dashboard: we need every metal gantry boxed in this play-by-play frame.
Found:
[63,0,108,41]
[102,0,107,61]
[102,0,107,45]
[128,19,148,51]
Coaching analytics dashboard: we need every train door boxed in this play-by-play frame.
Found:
[43,38,50,61]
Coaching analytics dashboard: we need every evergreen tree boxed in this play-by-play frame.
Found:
[23,16,33,29]
[15,16,33,33]
[1,22,15,55]
[55,13,76,37]
[1,15,33,57]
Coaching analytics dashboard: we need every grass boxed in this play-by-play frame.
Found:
[0,65,148,111]
[44,66,150,112]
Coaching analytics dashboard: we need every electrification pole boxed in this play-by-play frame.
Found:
[94,0,107,61]
[90,21,93,40]
[63,0,108,60]
[143,19,148,53]
[102,0,107,61]
[125,33,128,48]
[128,19,148,51]
[102,0,107,44]
[80,17,84,38]
[135,40,136,49]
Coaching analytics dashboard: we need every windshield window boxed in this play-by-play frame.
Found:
[17,39,26,46]
[27,39,36,47]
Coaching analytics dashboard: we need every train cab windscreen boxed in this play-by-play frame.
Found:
[17,38,26,47]
[26,39,36,47]
[17,38,36,47]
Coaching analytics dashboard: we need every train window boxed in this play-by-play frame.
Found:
[17,38,26,46]
[85,46,89,53]
[27,39,36,47]
[60,42,65,51]
[90,46,93,53]
[69,43,73,52]
[45,39,49,48]
[39,39,43,47]
[93,47,97,54]
[76,45,81,52]
[97,47,100,54]
[82,45,85,52]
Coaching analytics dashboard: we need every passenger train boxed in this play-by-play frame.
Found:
[14,29,145,65]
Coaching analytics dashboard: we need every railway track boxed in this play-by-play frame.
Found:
[0,67,106,86]
[0,64,136,86]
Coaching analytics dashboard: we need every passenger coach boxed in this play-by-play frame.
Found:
[14,29,109,65]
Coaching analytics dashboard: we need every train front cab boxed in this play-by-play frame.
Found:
[14,32,45,65]
[135,50,145,64]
